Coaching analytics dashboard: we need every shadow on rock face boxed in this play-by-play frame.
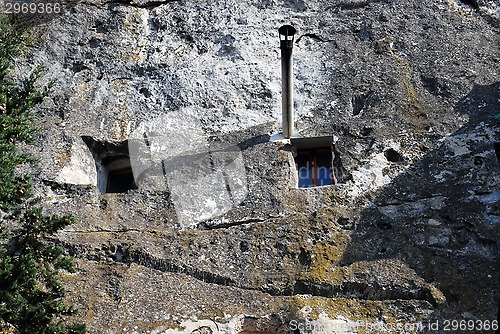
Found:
[336,82,499,318]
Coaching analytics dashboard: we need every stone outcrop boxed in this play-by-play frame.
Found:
[15,0,499,332]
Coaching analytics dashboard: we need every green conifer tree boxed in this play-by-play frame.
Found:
[0,14,86,334]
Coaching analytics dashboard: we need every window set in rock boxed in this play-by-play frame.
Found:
[291,136,335,188]
[82,136,137,194]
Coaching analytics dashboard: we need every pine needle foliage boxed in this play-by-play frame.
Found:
[0,14,86,334]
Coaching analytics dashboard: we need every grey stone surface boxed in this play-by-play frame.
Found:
[14,0,500,332]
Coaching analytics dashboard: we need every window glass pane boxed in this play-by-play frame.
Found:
[316,151,332,186]
[296,153,313,188]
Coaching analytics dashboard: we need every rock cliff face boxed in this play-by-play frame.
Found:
[18,0,499,332]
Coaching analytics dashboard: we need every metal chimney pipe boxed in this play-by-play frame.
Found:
[279,25,297,139]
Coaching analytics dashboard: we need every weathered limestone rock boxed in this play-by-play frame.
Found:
[15,0,499,332]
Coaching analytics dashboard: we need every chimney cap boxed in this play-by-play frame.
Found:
[278,25,297,38]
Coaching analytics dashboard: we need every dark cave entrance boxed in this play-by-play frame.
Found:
[82,136,137,194]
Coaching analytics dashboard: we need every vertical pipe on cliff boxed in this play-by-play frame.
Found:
[279,25,297,139]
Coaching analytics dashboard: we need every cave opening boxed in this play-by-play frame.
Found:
[82,136,137,194]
